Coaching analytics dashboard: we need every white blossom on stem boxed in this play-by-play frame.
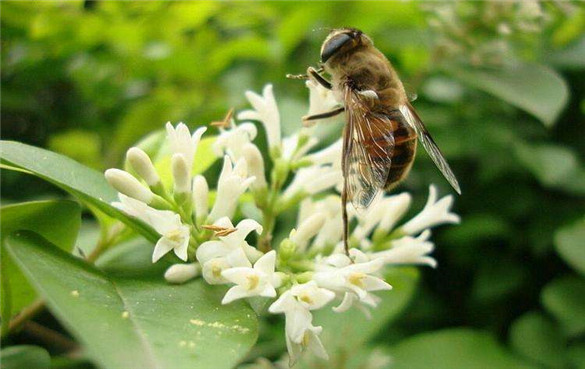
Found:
[371,230,437,268]
[290,213,327,251]
[306,79,339,118]
[171,154,191,195]
[165,122,207,169]
[299,196,344,250]
[377,193,412,233]
[238,84,281,149]
[208,156,256,222]
[213,122,258,160]
[281,132,319,162]
[242,143,267,190]
[282,165,341,201]
[197,217,263,285]
[192,175,209,222]
[164,262,201,284]
[303,139,342,168]
[221,250,281,304]
[400,185,460,235]
[112,194,190,262]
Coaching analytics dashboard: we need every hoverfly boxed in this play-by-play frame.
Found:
[288,28,461,254]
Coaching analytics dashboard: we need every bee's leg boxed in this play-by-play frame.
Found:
[307,66,332,90]
[302,106,344,126]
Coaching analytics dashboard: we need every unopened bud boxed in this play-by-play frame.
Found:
[242,143,267,190]
[164,263,201,284]
[126,147,160,187]
[172,154,191,195]
[105,169,153,204]
[192,175,209,222]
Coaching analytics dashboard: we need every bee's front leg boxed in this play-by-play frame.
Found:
[306,66,332,90]
[302,106,345,127]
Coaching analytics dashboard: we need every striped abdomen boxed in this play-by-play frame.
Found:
[385,110,417,190]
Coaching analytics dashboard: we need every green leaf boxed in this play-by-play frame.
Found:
[0,200,81,331]
[0,345,51,369]
[567,342,585,369]
[541,276,585,338]
[555,218,585,276]
[515,142,585,195]
[0,141,158,242]
[447,64,569,126]
[509,311,566,368]
[307,267,419,358]
[5,231,258,369]
[48,129,102,170]
[388,329,536,369]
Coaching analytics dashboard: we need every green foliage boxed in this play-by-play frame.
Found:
[5,231,258,369]
[1,1,584,368]
[0,200,81,332]
[0,345,51,369]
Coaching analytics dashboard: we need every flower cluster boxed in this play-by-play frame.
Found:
[104,81,460,364]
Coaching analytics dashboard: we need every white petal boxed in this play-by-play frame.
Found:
[152,238,175,263]
[196,240,231,264]
[222,285,251,304]
[253,250,276,274]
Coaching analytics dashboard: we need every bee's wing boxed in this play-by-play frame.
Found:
[400,102,461,194]
[343,87,394,209]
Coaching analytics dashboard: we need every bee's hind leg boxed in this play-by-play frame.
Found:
[302,106,344,127]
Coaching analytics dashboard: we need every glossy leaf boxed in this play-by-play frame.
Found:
[0,140,158,242]
[447,64,569,126]
[0,200,80,329]
[541,276,585,338]
[0,345,51,369]
[509,311,566,368]
[388,329,536,369]
[555,218,585,276]
[5,231,258,369]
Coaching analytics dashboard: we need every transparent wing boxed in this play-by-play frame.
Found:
[399,102,461,194]
[343,88,395,209]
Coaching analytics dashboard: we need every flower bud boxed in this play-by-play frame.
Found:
[105,168,153,204]
[242,143,267,190]
[126,147,160,187]
[192,175,209,222]
[172,154,191,195]
[164,263,201,284]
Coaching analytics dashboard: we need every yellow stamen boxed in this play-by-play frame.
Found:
[246,274,260,290]
[299,293,313,305]
[348,272,366,288]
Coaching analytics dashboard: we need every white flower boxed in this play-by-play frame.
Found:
[112,194,190,262]
[171,154,191,195]
[208,156,256,222]
[221,250,280,304]
[212,122,258,160]
[196,217,263,284]
[105,169,154,204]
[164,262,201,284]
[299,196,344,250]
[371,230,436,268]
[400,185,460,235]
[126,147,160,187]
[332,291,382,318]
[303,139,342,167]
[192,175,208,222]
[238,84,281,149]
[282,165,341,201]
[268,282,332,364]
[377,193,412,233]
[306,79,339,118]
[242,143,267,190]
[165,122,207,169]
[281,132,319,162]
[290,212,327,251]
[313,251,392,300]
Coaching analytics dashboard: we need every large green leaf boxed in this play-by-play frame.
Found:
[5,231,258,369]
[0,200,81,332]
[0,345,51,369]
[447,64,569,127]
[541,276,585,338]
[0,141,158,242]
[555,218,585,276]
[509,311,567,368]
[388,329,536,369]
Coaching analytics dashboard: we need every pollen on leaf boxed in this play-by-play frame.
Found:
[189,319,205,326]
[121,311,129,319]
[70,290,80,297]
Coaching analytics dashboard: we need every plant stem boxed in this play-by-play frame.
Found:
[7,298,45,334]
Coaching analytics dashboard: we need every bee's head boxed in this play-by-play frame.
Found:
[320,28,372,63]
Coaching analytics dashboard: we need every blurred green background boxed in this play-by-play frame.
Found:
[2,1,585,368]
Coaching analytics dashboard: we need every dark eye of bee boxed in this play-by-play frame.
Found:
[321,32,353,63]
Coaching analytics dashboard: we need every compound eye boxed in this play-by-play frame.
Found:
[320,33,353,63]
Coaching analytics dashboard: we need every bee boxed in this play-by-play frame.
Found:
[288,28,461,253]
